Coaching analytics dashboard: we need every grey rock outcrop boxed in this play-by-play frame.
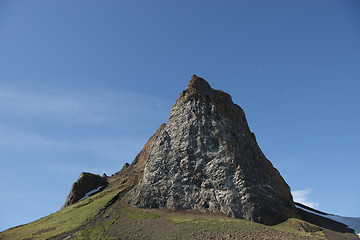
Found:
[62,172,108,208]
[127,75,298,225]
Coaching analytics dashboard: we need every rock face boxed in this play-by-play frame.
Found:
[62,172,108,208]
[127,75,298,225]
[114,124,166,186]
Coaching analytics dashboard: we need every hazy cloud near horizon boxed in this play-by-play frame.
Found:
[292,189,318,209]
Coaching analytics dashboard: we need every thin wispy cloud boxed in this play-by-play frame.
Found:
[292,189,318,208]
[0,85,166,162]
[0,125,142,155]
[0,86,163,126]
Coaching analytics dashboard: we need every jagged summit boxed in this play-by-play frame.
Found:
[179,75,233,104]
[186,75,212,91]
[127,75,298,225]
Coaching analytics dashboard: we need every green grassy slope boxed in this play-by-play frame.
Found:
[1,171,358,240]
[0,183,128,240]
[0,182,336,240]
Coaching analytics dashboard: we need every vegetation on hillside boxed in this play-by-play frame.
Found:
[1,181,340,240]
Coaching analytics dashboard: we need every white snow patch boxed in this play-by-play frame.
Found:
[296,205,360,238]
[80,186,104,201]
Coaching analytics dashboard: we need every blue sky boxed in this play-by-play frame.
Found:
[0,0,359,231]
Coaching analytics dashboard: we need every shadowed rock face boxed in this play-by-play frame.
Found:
[62,172,108,208]
[127,75,298,225]
[116,124,166,179]
[61,125,165,209]
[114,123,166,186]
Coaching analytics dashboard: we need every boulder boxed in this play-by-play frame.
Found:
[62,172,108,208]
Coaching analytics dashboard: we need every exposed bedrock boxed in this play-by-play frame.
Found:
[127,75,298,225]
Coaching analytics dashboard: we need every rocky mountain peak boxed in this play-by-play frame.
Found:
[176,75,249,142]
[127,75,298,225]
[178,75,232,106]
[186,75,212,92]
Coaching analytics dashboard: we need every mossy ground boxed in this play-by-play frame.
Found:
[0,185,127,240]
[0,187,342,240]
[73,215,119,240]
[119,204,327,239]
[271,218,325,239]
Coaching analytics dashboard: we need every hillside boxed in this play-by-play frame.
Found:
[1,76,359,240]
[1,175,358,240]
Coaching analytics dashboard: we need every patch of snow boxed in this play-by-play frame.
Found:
[296,205,360,238]
[80,186,104,201]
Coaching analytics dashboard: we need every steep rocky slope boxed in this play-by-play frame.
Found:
[127,75,298,225]
[114,123,166,186]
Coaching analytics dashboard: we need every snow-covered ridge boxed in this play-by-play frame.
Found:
[296,205,360,238]
[80,186,104,201]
